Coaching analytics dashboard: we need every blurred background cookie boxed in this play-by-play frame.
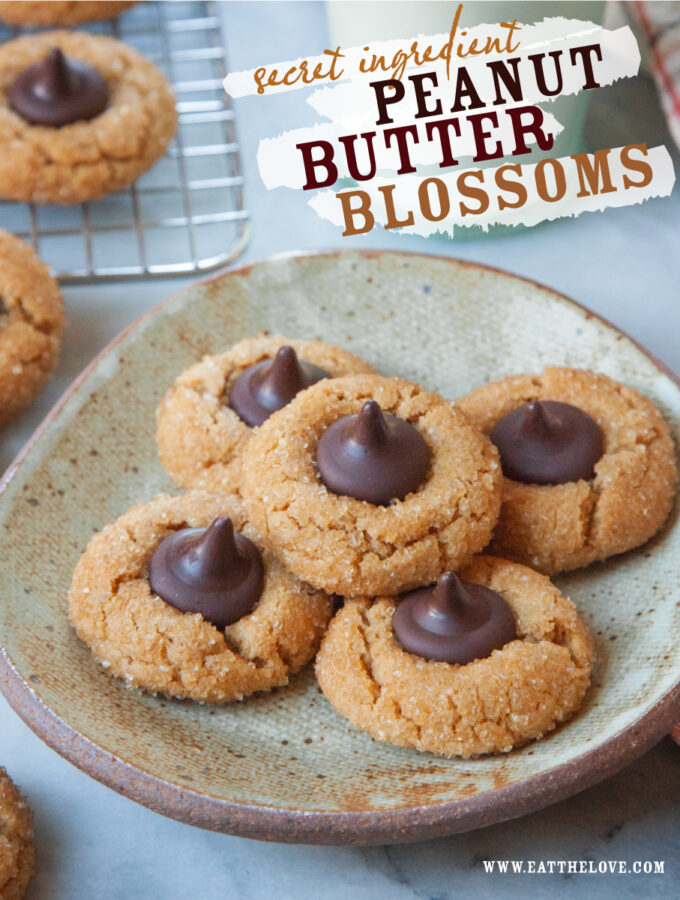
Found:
[0,229,63,428]
[0,767,35,900]
[0,1,136,26]
[0,30,177,204]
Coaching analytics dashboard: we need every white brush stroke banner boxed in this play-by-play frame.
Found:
[223,16,674,234]
[257,106,565,190]
[223,19,639,99]
[308,145,676,236]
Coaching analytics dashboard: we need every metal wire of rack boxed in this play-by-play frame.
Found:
[0,0,249,282]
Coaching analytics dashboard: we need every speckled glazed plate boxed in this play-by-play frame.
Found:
[1,251,679,845]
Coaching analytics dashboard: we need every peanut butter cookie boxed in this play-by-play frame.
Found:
[0,230,63,427]
[315,556,594,758]
[156,335,376,493]
[0,31,176,204]
[241,374,503,598]
[0,1,136,26]
[0,768,35,900]
[68,491,333,703]
[457,367,677,575]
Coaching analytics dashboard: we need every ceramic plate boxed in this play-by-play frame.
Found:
[1,251,679,845]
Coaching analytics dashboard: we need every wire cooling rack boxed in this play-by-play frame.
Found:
[0,0,249,282]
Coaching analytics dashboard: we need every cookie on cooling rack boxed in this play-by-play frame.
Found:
[0,1,137,26]
[0,30,176,204]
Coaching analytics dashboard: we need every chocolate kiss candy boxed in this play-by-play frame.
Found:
[229,345,329,427]
[316,399,430,505]
[393,572,516,664]
[490,399,603,485]
[8,47,108,127]
[149,516,264,629]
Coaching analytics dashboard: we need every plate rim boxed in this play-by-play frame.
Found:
[1,248,679,845]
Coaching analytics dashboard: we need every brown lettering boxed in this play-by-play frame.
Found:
[535,158,567,202]
[378,184,415,228]
[337,190,374,235]
[621,143,653,188]
[418,178,451,221]
[458,170,489,216]
[495,163,527,209]
[571,149,616,197]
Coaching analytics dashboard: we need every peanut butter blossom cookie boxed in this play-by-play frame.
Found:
[0,230,63,427]
[457,367,677,574]
[68,491,333,702]
[315,556,593,758]
[241,374,503,597]
[0,31,176,204]
[0,768,35,900]
[0,1,136,26]
[156,334,376,493]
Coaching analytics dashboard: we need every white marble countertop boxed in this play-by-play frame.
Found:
[1,3,679,898]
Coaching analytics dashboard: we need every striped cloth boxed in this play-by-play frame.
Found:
[631,1,680,149]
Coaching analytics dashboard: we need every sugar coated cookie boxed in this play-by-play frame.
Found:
[0,31,176,204]
[68,491,333,703]
[241,374,503,597]
[0,230,63,427]
[315,556,594,758]
[457,367,677,574]
[156,334,376,493]
[0,1,136,26]
[0,768,35,900]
